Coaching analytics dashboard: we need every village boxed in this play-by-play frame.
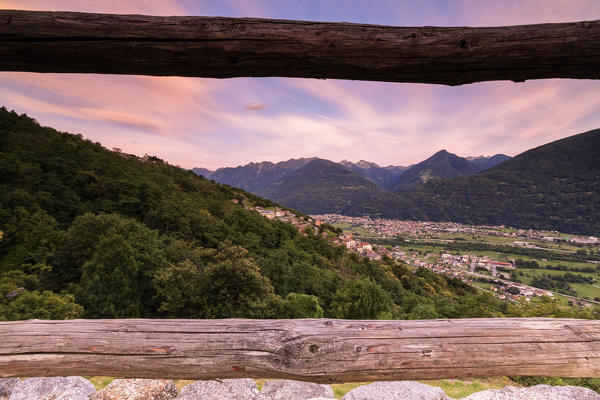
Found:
[332,231,556,303]
[249,206,563,303]
[311,213,600,245]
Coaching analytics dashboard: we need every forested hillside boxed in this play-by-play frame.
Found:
[258,159,408,215]
[404,129,600,235]
[0,107,541,322]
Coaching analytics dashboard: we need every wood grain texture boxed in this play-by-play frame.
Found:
[1,318,599,382]
[0,10,599,85]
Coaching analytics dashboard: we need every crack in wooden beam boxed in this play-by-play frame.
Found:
[0,318,599,382]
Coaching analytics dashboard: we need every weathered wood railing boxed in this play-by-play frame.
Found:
[0,10,599,85]
[1,318,599,382]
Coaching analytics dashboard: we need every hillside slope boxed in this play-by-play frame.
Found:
[390,150,481,192]
[0,107,500,321]
[404,130,600,234]
[207,158,317,193]
[259,159,407,215]
[339,160,408,188]
[468,154,511,171]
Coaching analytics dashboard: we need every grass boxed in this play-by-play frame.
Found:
[175,380,195,392]
[472,281,493,290]
[85,376,114,390]
[331,223,380,238]
[330,382,370,399]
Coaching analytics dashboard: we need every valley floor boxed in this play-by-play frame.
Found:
[315,214,600,307]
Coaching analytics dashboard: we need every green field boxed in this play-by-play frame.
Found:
[333,221,600,304]
[332,223,380,238]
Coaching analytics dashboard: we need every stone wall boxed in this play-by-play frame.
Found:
[1,377,599,400]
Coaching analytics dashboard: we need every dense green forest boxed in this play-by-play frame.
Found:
[0,107,597,321]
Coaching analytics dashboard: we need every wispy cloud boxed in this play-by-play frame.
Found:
[244,103,267,111]
[0,1,599,169]
[0,0,186,14]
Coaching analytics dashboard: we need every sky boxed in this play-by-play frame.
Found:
[1,1,599,169]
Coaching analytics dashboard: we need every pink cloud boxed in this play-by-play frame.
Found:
[0,0,186,15]
[457,0,600,25]
[1,1,599,170]
[244,103,267,111]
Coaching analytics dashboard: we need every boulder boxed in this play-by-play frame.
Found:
[9,377,95,400]
[91,379,176,400]
[462,384,600,400]
[342,381,450,400]
[257,380,334,400]
[0,379,19,400]
[176,379,259,400]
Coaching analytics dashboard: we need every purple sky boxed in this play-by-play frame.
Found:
[1,0,599,169]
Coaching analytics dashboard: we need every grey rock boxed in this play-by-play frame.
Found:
[462,384,600,400]
[342,381,450,400]
[177,379,258,399]
[0,379,19,400]
[257,380,334,400]
[9,377,95,400]
[5,288,23,300]
[91,379,176,400]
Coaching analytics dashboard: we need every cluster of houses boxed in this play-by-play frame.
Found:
[489,284,554,301]
[439,253,514,277]
[334,233,385,260]
[251,209,587,303]
[252,206,320,236]
[313,214,599,248]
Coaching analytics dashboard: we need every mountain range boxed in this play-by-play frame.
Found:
[402,130,600,235]
[338,160,409,188]
[194,151,509,193]
[388,150,511,193]
[194,131,599,235]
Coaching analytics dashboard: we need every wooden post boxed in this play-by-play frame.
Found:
[0,10,599,85]
[1,318,599,382]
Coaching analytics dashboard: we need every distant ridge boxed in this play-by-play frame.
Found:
[207,157,317,193]
[259,159,400,215]
[193,152,507,194]
[338,159,408,188]
[402,129,600,234]
[389,150,481,193]
[191,167,214,179]
[193,130,598,234]
[467,154,512,171]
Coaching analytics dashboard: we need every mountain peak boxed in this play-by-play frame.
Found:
[356,160,379,168]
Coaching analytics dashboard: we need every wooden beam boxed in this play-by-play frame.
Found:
[0,11,599,85]
[1,318,599,382]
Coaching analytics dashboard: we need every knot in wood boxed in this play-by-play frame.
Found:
[309,344,319,353]
[459,39,470,49]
